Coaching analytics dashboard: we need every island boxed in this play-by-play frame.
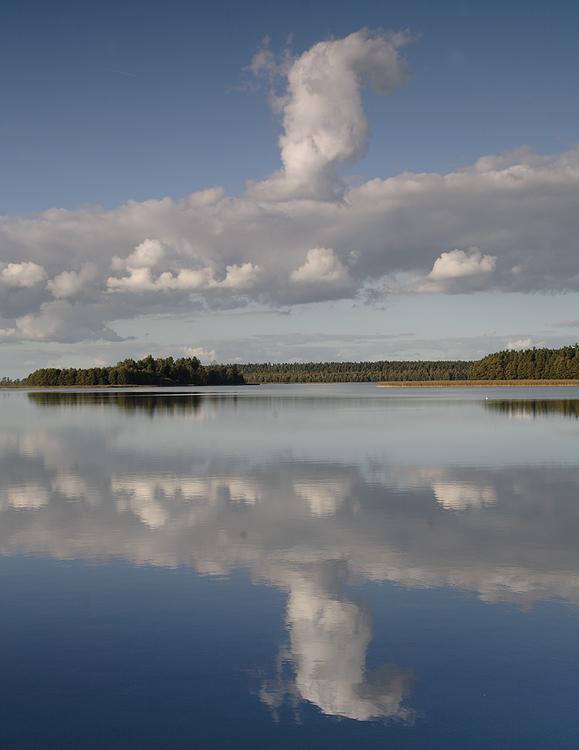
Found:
[21,355,245,387]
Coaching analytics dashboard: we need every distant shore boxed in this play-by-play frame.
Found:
[376,379,579,388]
[5,346,579,387]
[0,384,144,390]
[0,384,254,390]
[2,379,579,390]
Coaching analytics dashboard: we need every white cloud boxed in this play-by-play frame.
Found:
[183,346,217,362]
[15,307,63,340]
[185,186,225,207]
[107,267,162,292]
[390,248,499,294]
[429,248,496,281]
[291,248,350,284]
[125,238,166,269]
[218,262,261,289]
[249,29,410,200]
[106,258,260,294]
[107,264,214,293]
[164,267,216,290]
[47,265,95,298]
[0,261,46,288]
[505,337,536,351]
[14,300,122,342]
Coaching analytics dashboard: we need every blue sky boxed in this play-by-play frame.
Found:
[1,0,579,375]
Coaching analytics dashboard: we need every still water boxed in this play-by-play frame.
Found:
[1,384,578,749]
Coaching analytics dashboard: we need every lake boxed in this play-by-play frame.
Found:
[1,384,578,749]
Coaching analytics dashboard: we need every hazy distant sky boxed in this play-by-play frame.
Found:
[1,0,579,375]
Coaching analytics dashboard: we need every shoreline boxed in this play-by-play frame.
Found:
[2,379,579,390]
[0,384,255,390]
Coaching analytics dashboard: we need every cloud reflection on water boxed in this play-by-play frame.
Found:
[1,390,579,721]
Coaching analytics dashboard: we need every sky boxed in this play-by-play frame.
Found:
[1,0,579,376]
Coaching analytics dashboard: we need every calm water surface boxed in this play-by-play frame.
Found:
[1,384,579,749]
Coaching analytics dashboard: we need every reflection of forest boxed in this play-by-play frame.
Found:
[485,399,579,419]
[27,391,206,416]
[26,391,579,421]
[25,390,425,415]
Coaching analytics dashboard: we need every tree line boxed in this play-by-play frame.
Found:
[25,355,245,387]
[240,345,579,382]
[6,344,579,387]
[238,360,470,383]
[0,376,24,386]
[469,345,579,380]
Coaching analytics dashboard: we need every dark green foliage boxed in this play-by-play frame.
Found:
[469,345,579,380]
[25,356,245,387]
[9,345,579,387]
[239,360,470,383]
[239,346,579,384]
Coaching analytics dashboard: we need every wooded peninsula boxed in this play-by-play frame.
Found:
[1,344,579,387]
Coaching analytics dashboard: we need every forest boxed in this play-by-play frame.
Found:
[5,344,579,386]
[24,355,245,387]
[238,360,470,383]
[469,345,579,380]
[240,345,579,382]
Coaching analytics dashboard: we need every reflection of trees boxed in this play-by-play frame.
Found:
[485,399,579,419]
[25,386,465,418]
[27,391,205,417]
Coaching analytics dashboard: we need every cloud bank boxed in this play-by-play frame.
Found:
[1,30,579,343]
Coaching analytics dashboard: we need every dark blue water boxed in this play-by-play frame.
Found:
[0,385,578,748]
